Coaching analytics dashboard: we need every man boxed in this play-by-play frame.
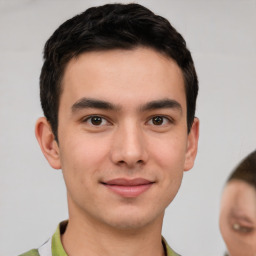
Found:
[21,3,199,256]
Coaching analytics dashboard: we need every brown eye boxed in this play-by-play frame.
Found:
[152,116,164,125]
[232,223,254,233]
[84,116,108,126]
[91,116,102,125]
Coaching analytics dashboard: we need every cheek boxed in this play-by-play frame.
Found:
[219,205,235,243]
[148,136,186,198]
[148,134,187,169]
[59,134,110,180]
[219,212,229,242]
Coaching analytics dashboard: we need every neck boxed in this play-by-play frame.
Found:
[62,210,165,256]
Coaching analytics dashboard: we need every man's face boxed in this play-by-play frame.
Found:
[219,180,256,256]
[47,47,198,230]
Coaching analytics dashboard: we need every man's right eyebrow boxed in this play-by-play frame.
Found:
[71,98,119,112]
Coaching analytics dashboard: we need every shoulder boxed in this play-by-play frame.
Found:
[18,249,40,256]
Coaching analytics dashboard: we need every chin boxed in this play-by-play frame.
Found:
[102,209,163,231]
[107,219,151,231]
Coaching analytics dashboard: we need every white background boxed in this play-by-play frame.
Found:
[0,0,255,255]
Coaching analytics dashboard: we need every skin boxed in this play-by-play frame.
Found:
[36,47,199,256]
[220,180,256,256]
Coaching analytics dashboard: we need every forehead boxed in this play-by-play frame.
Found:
[222,180,256,213]
[60,47,186,108]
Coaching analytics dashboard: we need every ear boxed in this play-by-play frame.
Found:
[184,117,199,171]
[35,117,61,169]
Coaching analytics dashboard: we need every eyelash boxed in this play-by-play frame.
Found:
[146,115,174,126]
[232,223,254,234]
[82,115,110,126]
[82,115,174,127]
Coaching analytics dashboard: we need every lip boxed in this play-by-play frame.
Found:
[101,178,154,198]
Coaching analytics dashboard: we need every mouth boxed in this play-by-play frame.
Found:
[101,178,154,198]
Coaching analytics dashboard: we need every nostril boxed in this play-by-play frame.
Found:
[117,159,144,166]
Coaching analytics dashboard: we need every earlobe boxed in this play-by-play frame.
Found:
[184,117,199,171]
[35,117,61,170]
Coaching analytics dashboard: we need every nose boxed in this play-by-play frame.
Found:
[110,122,148,168]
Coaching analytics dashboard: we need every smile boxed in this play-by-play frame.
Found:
[101,178,154,198]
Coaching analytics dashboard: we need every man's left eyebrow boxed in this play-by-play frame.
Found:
[140,99,182,113]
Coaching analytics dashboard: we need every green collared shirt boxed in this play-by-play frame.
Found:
[20,221,180,256]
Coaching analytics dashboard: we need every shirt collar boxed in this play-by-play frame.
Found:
[51,221,180,256]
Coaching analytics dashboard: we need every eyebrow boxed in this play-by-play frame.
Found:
[230,212,254,225]
[72,98,120,112]
[140,98,182,113]
[71,97,182,113]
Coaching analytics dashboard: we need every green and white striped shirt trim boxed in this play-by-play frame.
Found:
[20,221,180,256]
